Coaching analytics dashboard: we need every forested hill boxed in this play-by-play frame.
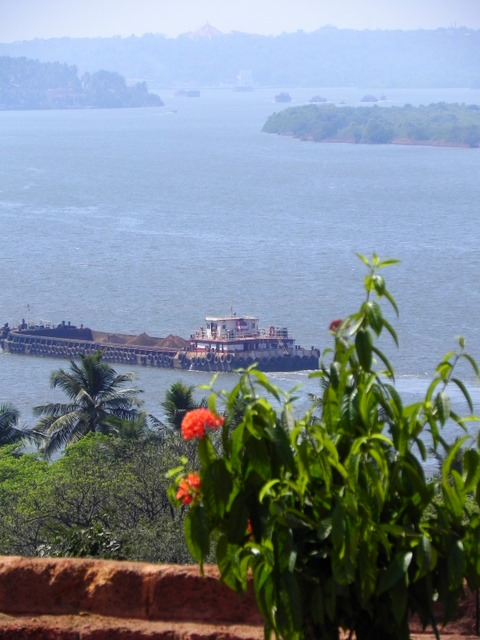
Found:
[0,56,163,110]
[0,27,479,89]
[262,103,480,147]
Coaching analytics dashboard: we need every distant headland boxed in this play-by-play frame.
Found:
[262,102,480,148]
[0,56,163,110]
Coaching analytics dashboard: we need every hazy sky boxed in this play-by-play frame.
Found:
[1,0,479,42]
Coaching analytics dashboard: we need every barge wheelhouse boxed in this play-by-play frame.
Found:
[186,314,319,372]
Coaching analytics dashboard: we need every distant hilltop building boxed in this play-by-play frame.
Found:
[184,23,223,40]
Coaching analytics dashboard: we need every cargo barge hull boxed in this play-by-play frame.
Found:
[0,317,320,373]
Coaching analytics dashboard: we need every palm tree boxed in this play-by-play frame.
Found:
[161,381,205,431]
[32,351,142,457]
[0,402,24,446]
[106,412,164,442]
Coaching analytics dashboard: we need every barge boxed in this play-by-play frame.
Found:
[0,315,320,373]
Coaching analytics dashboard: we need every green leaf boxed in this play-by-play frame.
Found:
[316,517,333,541]
[435,390,451,425]
[447,540,465,589]
[184,505,210,563]
[459,352,480,378]
[356,252,370,266]
[382,288,399,316]
[258,479,281,502]
[197,435,217,467]
[330,361,341,389]
[230,421,246,471]
[390,578,409,626]
[332,503,346,555]
[365,301,383,335]
[372,274,386,295]
[215,535,246,592]
[463,449,480,493]
[357,542,378,603]
[245,436,272,481]
[202,459,232,517]
[415,535,433,579]
[377,551,412,595]
[356,330,373,371]
[384,383,403,414]
[371,345,395,378]
[278,570,303,632]
[381,317,399,346]
[253,563,275,628]
[441,482,464,520]
[451,377,474,413]
[378,258,400,268]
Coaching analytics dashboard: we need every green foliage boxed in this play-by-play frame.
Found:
[37,522,128,560]
[0,446,49,554]
[0,430,193,563]
[0,402,27,447]
[31,351,143,457]
[263,103,480,147]
[172,254,480,639]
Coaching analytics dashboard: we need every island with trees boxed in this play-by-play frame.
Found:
[262,102,480,147]
[0,56,163,110]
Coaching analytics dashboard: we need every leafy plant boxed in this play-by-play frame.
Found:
[37,521,128,560]
[170,254,480,639]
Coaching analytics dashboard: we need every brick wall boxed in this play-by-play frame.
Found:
[0,556,264,639]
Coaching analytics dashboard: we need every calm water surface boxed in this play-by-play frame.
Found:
[1,86,479,439]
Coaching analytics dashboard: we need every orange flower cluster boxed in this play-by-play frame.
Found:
[176,472,201,505]
[181,408,225,441]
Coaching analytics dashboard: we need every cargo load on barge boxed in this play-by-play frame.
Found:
[0,314,320,373]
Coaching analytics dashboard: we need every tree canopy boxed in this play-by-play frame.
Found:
[262,102,480,147]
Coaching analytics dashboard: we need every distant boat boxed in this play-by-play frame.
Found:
[274,92,292,103]
[175,89,200,97]
[360,94,387,103]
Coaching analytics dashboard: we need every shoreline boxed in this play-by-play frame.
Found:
[282,132,474,148]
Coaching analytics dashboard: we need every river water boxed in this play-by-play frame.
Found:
[1,86,479,445]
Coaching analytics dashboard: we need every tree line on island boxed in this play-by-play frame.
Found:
[262,102,480,147]
[0,56,163,109]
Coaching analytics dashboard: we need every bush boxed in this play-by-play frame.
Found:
[171,254,480,640]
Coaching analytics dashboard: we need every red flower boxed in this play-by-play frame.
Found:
[329,318,343,333]
[181,408,225,441]
[176,472,201,505]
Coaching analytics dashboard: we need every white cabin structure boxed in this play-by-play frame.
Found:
[190,314,295,353]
